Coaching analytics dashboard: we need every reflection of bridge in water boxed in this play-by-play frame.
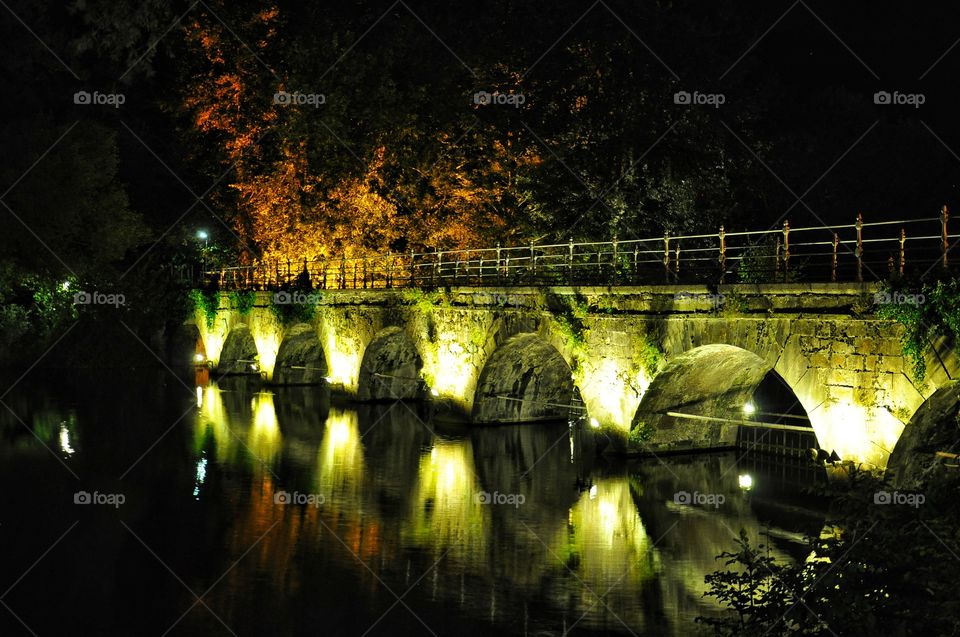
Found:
[192,381,827,635]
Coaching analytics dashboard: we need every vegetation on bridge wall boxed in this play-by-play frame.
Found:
[877,276,960,381]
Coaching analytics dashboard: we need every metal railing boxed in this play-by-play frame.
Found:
[190,207,958,290]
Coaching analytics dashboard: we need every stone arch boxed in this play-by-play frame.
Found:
[472,333,575,423]
[218,325,260,375]
[273,324,326,385]
[358,327,424,401]
[634,343,817,453]
[887,380,960,487]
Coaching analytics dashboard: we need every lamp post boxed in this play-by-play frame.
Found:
[197,230,209,285]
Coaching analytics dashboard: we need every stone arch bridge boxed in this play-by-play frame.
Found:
[186,284,959,469]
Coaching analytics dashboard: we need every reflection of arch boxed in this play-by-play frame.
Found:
[274,324,326,385]
[218,326,259,375]
[357,327,423,401]
[472,334,574,423]
[634,344,815,452]
[887,380,960,488]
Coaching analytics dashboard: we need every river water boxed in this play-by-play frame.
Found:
[0,372,825,636]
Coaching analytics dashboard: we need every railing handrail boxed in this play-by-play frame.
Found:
[186,210,956,291]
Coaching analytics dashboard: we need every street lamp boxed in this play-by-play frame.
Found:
[196,230,209,247]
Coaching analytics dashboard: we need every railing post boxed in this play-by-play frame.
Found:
[568,239,574,284]
[663,233,671,283]
[496,242,502,284]
[286,259,291,286]
[612,235,619,285]
[775,237,781,278]
[340,256,346,289]
[353,261,358,289]
[632,246,638,281]
[831,233,839,282]
[322,259,328,289]
[899,229,906,276]
[718,225,726,283]
[782,221,790,282]
[856,213,863,283]
[530,242,536,281]
[362,256,368,289]
[942,205,949,269]
[436,250,443,286]
[675,242,680,281]
[386,253,393,288]
[409,251,415,287]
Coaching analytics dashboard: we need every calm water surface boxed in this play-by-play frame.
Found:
[0,372,825,636]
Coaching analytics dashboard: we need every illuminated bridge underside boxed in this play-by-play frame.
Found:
[472,333,575,423]
[635,345,771,453]
[188,284,960,469]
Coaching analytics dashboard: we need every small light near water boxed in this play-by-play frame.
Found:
[59,423,75,456]
[742,402,756,415]
[589,484,598,499]
[193,457,208,498]
[194,353,205,363]
[196,386,203,408]
[430,388,439,397]
[589,417,600,429]
[323,376,333,383]
[738,474,753,490]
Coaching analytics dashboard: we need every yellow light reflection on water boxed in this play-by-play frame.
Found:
[316,409,365,501]
[559,478,656,591]
[249,392,282,465]
[405,439,487,560]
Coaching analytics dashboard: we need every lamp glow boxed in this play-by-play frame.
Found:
[589,417,600,429]
[194,353,205,363]
[738,474,753,490]
[743,402,756,415]
[430,388,439,397]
